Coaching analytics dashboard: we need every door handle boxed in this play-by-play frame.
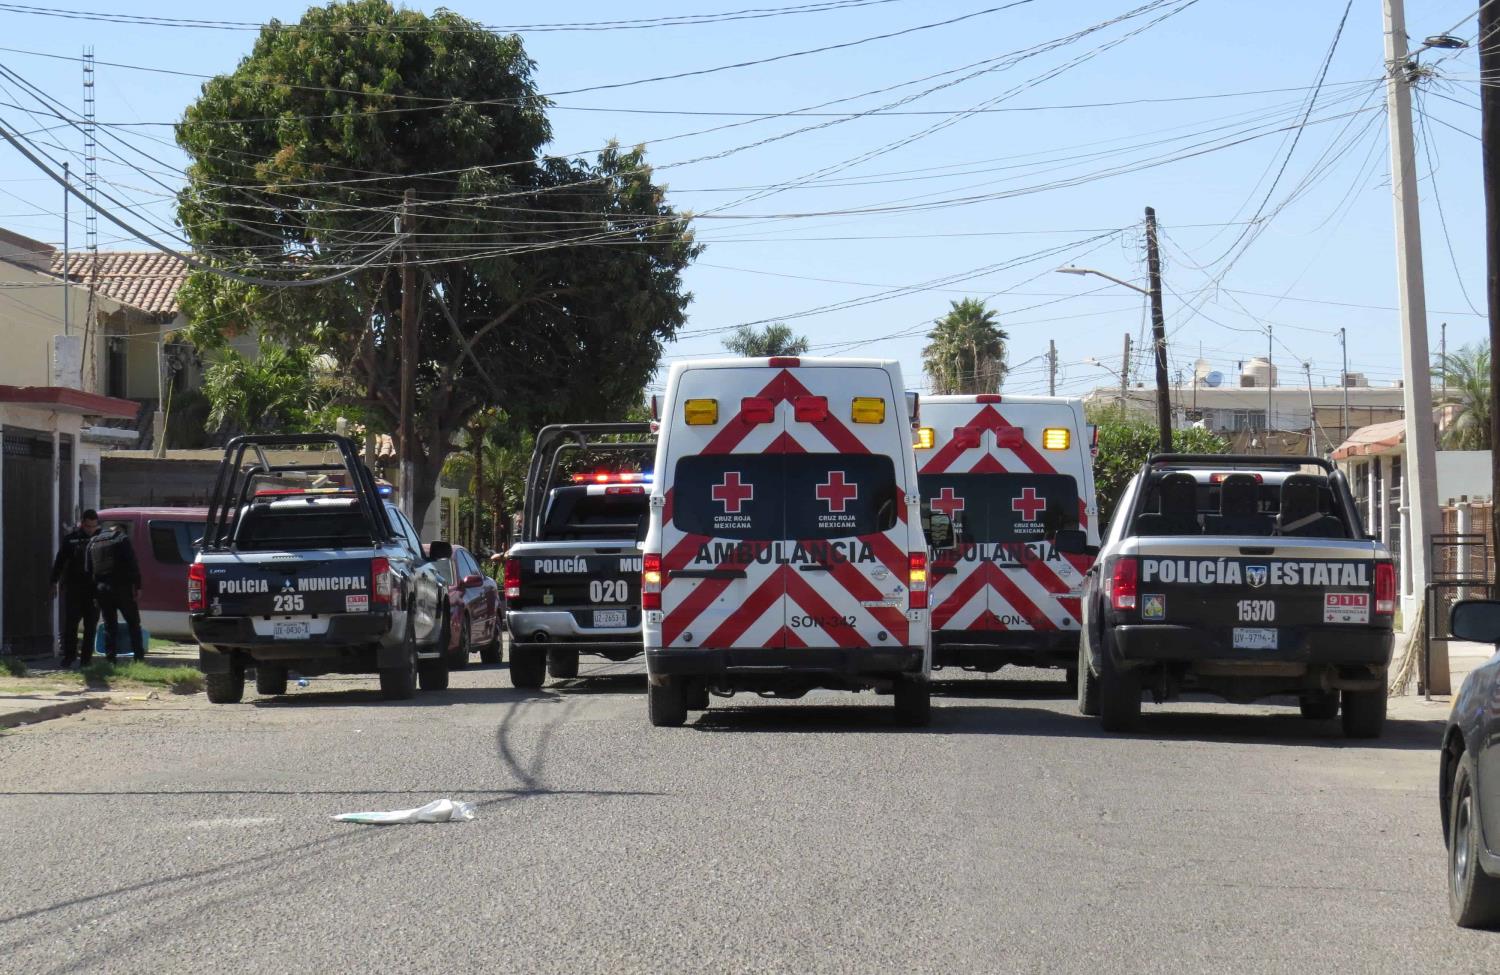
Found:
[798,564,831,572]
[932,566,957,578]
[669,568,747,580]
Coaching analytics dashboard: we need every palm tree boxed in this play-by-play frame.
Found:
[921,298,1008,394]
[723,322,810,358]
[202,344,329,434]
[1432,342,1491,449]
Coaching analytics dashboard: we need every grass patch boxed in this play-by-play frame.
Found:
[74,660,204,694]
[0,657,27,678]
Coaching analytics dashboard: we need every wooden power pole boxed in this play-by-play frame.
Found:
[399,188,418,522]
[1144,207,1172,453]
[1483,0,1500,580]
[1047,339,1057,396]
[1118,333,1131,412]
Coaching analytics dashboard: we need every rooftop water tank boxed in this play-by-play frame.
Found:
[1240,356,1277,388]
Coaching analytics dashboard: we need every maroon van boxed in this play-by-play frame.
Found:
[96,507,208,642]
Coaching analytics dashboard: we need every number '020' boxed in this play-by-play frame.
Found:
[589,580,629,603]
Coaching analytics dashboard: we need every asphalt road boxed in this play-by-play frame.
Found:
[0,659,1490,974]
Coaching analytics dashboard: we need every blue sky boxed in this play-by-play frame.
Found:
[0,1,1489,398]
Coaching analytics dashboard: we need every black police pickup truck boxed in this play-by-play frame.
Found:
[504,423,654,688]
[190,434,453,703]
[1076,454,1395,737]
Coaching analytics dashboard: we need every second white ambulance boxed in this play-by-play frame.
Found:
[642,356,932,727]
[915,394,1098,684]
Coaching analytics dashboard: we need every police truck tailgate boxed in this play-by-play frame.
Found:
[203,552,377,618]
[508,541,642,630]
[1124,536,1385,647]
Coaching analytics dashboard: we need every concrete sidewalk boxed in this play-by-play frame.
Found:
[0,642,202,729]
[0,689,111,728]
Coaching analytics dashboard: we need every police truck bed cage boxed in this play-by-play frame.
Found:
[1145,453,1336,473]
[199,434,394,552]
[520,423,654,544]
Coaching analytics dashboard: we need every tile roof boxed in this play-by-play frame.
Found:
[48,250,189,317]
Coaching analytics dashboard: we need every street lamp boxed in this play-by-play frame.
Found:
[1057,265,1150,297]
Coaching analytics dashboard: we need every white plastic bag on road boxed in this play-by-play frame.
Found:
[332,798,477,825]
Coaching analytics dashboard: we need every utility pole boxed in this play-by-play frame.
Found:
[1144,207,1172,453]
[1383,0,1443,679]
[1304,362,1316,457]
[1339,327,1349,444]
[1440,320,1448,405]
[1483,0,1500,578]
[398,188,418,522]
[61,161,68,337]
[1047,339,1057,396]
[1118,333,1131,413]
[1266,325,1274,454]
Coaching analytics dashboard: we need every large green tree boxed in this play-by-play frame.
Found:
[175,0,698,527]
[922,298,1008,394]
[1433,342,1491,450]
[1086,404,1228,527]
[723,322,809,358]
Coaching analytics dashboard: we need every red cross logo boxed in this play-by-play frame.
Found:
[1011,486,1046,521]
[711,472,754,513]
[815,471,859,513]
[931,487,965,518]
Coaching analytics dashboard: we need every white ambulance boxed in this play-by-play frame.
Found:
[642,356,932,727]
[915,394,1098,684]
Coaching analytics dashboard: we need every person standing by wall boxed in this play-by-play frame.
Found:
[49,509,101,669]
[86,522,145,663]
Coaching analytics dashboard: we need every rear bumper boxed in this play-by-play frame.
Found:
[1112,624,1393,667]
[507,609,638,645]
[191,612,395,655]
[933,629,1079,671]
[646,646,924,682]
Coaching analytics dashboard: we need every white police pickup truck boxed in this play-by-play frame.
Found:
[1075,454,1395,737]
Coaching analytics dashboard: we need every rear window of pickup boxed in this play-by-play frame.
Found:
[234,504,374,551]
[1132,473,1353,539]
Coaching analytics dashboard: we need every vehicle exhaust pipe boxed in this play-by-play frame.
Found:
[530,631,549,644]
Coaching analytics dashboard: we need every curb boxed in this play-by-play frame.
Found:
[0,697,107,729]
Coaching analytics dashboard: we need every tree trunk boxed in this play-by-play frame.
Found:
[408,446,450,541]
[472,426,485,553]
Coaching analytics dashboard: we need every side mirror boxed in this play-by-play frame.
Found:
[926,512,954,550]
[1053,529,1088,555]
[1450,600,1500,643]
[427,540,453,561]
[460,573,484,590]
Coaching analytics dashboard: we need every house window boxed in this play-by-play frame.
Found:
[106,336,128,398]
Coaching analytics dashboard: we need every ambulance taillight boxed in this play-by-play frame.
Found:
[1042,428,1071,450]
[914,427,936,450]
[908,553,928,610]
[642,553,663,610]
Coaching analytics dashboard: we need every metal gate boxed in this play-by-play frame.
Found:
[3,427,54,656]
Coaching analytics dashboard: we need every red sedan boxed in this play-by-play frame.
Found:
[435,544,503,667]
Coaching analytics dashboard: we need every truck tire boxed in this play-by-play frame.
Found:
[1449,754,1500,928]
[255,666,288,696]
[1062,668,1079,695]
[479,627,502,666]
[379,629,418,701]
[1298,691,1339,720]
[1076,639,1100,717]
[893,675,931,727]
[685,680,709,711]
[1097,635,1141,732]
[648,678,687,727]
[509,644,546,689]
[1340,687,1386,739]
[418,653,450,692]
[548,646,580,680]
[205,666,245,704]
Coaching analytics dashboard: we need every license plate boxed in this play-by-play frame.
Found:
[1232,627,1278,650]
[592,609,628,628]
[273,621,310,640]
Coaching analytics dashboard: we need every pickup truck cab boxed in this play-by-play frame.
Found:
[189,435,453,703]
[1077,454,1395,737]
[504,423,655,688]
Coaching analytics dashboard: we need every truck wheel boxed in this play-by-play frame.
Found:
[893,675,931,727]
[418,653,450,692]
[1097,637,1141,732]
[548,646,580,680]
[1449,754,1500,928]
[1062,668,1079,695]
[1340,688,1386,739]
[685,680,709,711]
[1299,691,1339,720]
[1076,639,1100,717]
[509,645,546,689]
[379,630,418,701]
[205,666,245,704]
[255,666,288,696]
[648,678,687,727]
[479,627,502,666]
[448,617,470,670]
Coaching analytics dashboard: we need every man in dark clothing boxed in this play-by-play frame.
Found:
[50,510,102,668]
[87,524,145,662]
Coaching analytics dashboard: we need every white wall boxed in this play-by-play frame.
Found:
[1436,450,1492,503]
